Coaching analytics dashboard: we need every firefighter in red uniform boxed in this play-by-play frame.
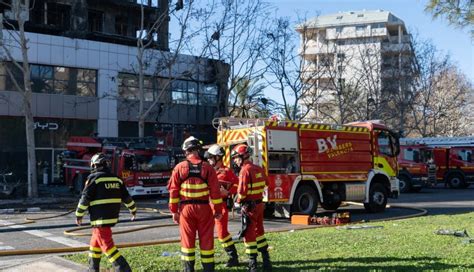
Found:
[75,153,137,272]
[168,136,223,272]
[232,144,272,272]
[204,144,240,267]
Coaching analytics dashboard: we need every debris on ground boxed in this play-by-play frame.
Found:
[336,225,384,230]
[435,229,469,237]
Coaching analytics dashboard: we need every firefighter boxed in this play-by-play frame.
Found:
[231,144,272,272]
[204,144,240,267]
[75,153,137,272]
[168,136,223,272]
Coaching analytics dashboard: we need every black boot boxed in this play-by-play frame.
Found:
[112,256,132,272]
[88,257,100,272]
[261,250,272,272]
[202,262,215,272]
[247,255,258,272]
[224,244,239,267]
[183,260,195,272]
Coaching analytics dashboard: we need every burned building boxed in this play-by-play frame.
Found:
[0,0,229,183]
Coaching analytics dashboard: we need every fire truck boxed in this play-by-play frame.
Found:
[397,142,436,193]
[401,137,474,188]
[60,136,172,196]
[215,118,400,216]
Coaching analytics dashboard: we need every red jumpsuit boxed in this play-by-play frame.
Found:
[237,161,269,256]
[215,166,239,247]
[168,154,223,271]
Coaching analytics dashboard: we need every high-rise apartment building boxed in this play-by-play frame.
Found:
[296,10,414,121]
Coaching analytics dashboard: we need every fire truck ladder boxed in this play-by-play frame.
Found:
[400,137,474,147]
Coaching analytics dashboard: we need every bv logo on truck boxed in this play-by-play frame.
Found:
[316,135,354,158]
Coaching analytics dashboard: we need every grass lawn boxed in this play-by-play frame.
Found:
[64,212,474,271]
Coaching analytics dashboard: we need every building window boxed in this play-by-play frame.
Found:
[115,15,128,36]
[355,25,366,31]
[357,14,364,18]
[118,73,167,102]
[336,16,343,20]
[372,23,385,29]
[0,63,96,96]
[46,2,71,30]
[199,84,218,105]
[88,10,103,32]
[335,27,343,33]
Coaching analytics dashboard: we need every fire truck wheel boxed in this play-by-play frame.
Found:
[291,185,318,215]
[447,173,465,189]
[398,175,411,193]
[364,183,387,213]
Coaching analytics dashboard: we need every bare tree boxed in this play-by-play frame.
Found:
[408,38,473,137]
[264,17,330,121]
[181,0,271,117]
[0,0,37,197]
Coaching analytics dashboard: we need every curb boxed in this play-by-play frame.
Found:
[0,207,41,214]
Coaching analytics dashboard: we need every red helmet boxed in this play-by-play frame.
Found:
[231,144,252,158]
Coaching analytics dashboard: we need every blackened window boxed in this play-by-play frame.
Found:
[118,73,168,102]
[0,63,96,96]
[115,15,128,36]
[88,10,103,32]
[198,84,218,105]
[46,2,71,30]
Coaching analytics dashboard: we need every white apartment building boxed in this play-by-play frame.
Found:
[296,10,414,120]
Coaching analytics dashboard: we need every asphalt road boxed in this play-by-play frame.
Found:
[0,185,472,270]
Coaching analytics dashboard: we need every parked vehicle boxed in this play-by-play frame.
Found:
[397,143,436,193]
[400,137,474,189]
[61,136,172,196]
[215,118,400,216]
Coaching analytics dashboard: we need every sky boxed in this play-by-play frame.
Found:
[267,0,473,82]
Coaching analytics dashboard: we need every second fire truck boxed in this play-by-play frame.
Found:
[60,136,172,196]
[401,137,474,189]
[215,118,400,216]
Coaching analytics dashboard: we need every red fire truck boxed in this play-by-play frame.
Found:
[397,143,436,193]
[401,137,474,189]
[60,136,172,196]
[215,118,400,216]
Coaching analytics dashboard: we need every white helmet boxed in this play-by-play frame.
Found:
[207,144,224,157]
[182,136,202,151]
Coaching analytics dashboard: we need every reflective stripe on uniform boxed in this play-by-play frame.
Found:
[90,198,122,206]
[238,193,246,199]
[169,197,179,204]
[255,173,262,178]
[90,246,101,252]
[251,181,266,188]
[180,190,209,198]
[200,249,215,263]
[256,235,268,248]
[88,252,101,258]
[124,201,136,208]
[75,211,85,217]
[211,198,223,204]
[244,241,258,254]
[105,246,118,256]
[181,183,208,189]
[78,204,88,210]
[91,218,118,226]
[249,188,265,195]
[181,247,196,261]
[219,235,234,248]
[95,177,122,184]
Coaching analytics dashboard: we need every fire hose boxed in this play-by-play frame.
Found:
[0,203,427,257]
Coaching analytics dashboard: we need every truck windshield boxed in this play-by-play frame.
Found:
[136,155,170,172]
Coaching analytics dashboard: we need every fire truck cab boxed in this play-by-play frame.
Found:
[397,143,436,193]
[61,136,172,196]
[215,118,400,217]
